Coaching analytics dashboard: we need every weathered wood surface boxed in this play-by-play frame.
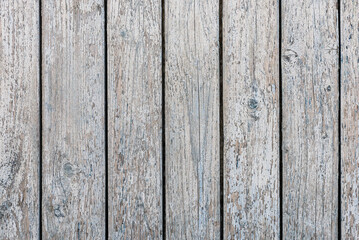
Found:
[341,0,359,238]
[165,0,220,238]
[223,0,280,238]
[3,0,359,238]
[42,0,106,238]
[282,0,339,238]
[0,0,40,239]
[107,0,163,239]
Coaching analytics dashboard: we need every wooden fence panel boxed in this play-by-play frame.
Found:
[42,0,106,238]
[3,0,359,238]
[0,0,40,239]
[223,0,280,238]
[165,0,220,238]
[282,0,339,238]
[341,0,359,238]
[107,0,163,238]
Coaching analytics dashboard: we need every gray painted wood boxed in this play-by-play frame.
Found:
[223,0,280,238]
[282,0,339,238]
[0,0,40,239]
[165,0,220,238]
[42,0,106,238]
[107,0,163,239]
[341,0,359,238]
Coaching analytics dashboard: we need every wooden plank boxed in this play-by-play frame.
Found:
[42,0,105,238]
[107,0,162,238]
[165,0,220,238]
[223,0,280,238]
[282,0,339,238]
[0,0,40,239]
[341,0,359,238]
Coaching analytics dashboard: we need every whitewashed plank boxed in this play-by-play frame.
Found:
[165,0,220,238]
[223,0,280,238]
[107,0,163,238]
[282,0,339,238]
[0,0,40,239]
[42,0,106,238]
[341,0,359,238]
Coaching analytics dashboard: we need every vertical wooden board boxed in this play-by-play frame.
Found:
[42,0,105,238]
[107,0,162,239]
[223,0,280,238]
[341,0,359,237]
[282,0,339,238]
[0,0,40,239]
[165,0,220,238]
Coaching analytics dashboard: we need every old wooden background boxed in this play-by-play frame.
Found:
[0,0,358,239]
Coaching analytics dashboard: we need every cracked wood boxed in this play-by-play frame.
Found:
[42,0,106,238]
[0,0,40,238]
[282,0,339,238]
[223,0,280,238]
[107,0,163,238]
[165,0,220,238]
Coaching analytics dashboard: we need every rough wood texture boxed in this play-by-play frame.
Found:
[223,0,280,238]
[107,0,162,239]
[165,0,220,238]
[0,0,40,239]
[282,0,339,238]
[341,0,359,238]
[42,0,105,238]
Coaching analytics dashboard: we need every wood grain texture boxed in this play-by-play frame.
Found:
[282,0,339,238]
[107,0,162,239]
[0,0,40,239]
[165,0,220,238]
[341,0,359,238]
[42,0,105,238]
[223,0,280,238]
